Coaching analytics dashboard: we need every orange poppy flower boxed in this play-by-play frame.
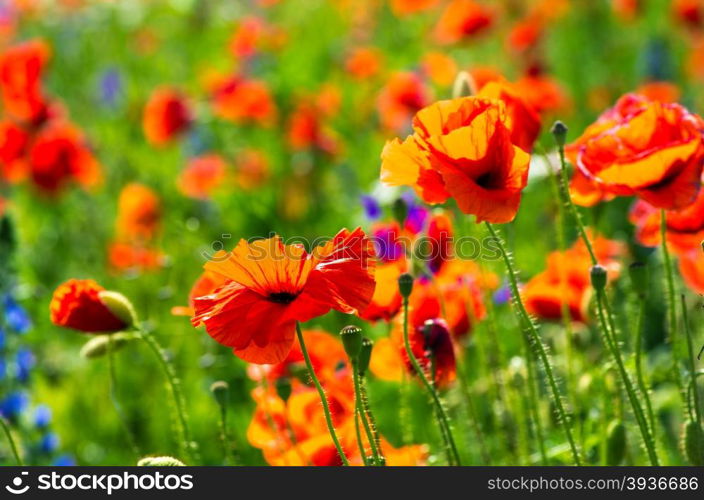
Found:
[116,183,161,242]
[434,0,493,45]
[229,16,267,59]
[50,279,129,333]
[478,80,542,152]
[635,81,681,103]
[380,96,531,223]
[171,270,228,317]
[360,258,407,322]
[679,250,704,294]
[192,228,376,364]
[345,47,383,80]
[234,148,270,189]
[470,66,506,90]
[420,52,458,87]
[377,72,432,133]
[568,93,704,210]
[507,17,543,53]
[209,75,277,126]
[426,211,453,273]
[177,154,228,200]
[629,187,704,255]
[612,0,640,21]
[0,39,50,124]
[28,121,101,194]
[142,87,191,146]
[0,119,29,182]
[523,234,624,323]
[674,0,702,28]
[390,0,439,16]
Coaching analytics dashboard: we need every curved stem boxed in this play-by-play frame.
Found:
[107,335,140,458]
[0,416,22,465]
[661,209,682,389]
[354,409,370,466]
[295,322,349,466]
[139,328,196,463]
[681,295,702,427]
[485,221,582,465]
[402,297,462,465]
[353,366,381,465]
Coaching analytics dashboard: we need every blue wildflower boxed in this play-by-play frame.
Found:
[15,348,35,383]
[0,391,29,419]
[3,295,31,334]
[39,433,59,454]
[493,284,512,305]
[53,454,76,466]
[99,68,122,107]
[360,195,381,220]
[34,404,52,429]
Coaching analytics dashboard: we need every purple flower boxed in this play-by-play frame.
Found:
[372,225,404,262]
[99,68,122,107]
[402,192,429,234]
[493,284,512,305]
[360,195,381,220]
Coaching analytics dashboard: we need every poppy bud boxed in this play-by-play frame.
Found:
[210,381,229,408]
[98,291,137,329]
[275,378,292,402]
[590,265,607,291]
[551,120,568,147]
[392,197,408,226]
[137,456,186,466]
[357,337,373,375]
[628,262,648,296]
[398,273,414,298]
[606,420,627,465]
[340,325,363,360]
[79,332,134,359]
[681,419,704,466]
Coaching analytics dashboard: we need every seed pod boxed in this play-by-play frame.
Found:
[79,332,134,359]
[551,121,568,146]
[590,265,608,291]
[210,381,229,408]
[137,456,186,466]
[605,420,627,465]
[681,419,704,466]
[340,325,363,360]
[398,273,414,298]
[392,197,408,226]
[275,378,292,402]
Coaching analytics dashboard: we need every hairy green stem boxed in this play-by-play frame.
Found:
[485,221,582,465]
[0,416,22,465]
[295,322,349,466]
[633,296,656,438]
[353,366,381,465]
[661,210,682,390]
[681,295,702,427]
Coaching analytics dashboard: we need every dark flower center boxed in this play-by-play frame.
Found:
[267,292,298,304]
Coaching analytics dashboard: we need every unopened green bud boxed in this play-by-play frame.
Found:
[398,273,414,298]
[357,337,373,375]
[340,325,363,360]
[79,332,134,359]
[551,121,568,147]
[606,420,627,465]
[210,381,229,408]
[99,291,137,329]
[681,419,704,466]
[392,197,408,226]
[590,265,607,291]
[137,456,186,466]
[275,378,292,402]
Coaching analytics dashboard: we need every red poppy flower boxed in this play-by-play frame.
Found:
[674,0,703,28]
[513,74,569,116]
[434,0,494,45]
[235,149,270,189]
[286,100,339,154]
[192,228,376,364]
[567,93,704,210]
[28,121,101,194]
[635,81,681,104]
[142,87,191,146]
[229,16,267,59]
[629,187,704,254]
[177,154,228,200]
[209,74,277,126]
[0,39,50,124]
[377,72,432,133]
[0,119,29,182]
[50,279,129,333]
[380,96,531,223]
[679,250,704,294]
[360,258,407,322]
[507,17,543,53]
[523,234,624,323]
